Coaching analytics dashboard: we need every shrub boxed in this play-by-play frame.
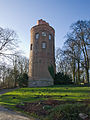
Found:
[54,72,73,85]
[44,104,90,120]
[48,64,55,79]
[18,73,28,87]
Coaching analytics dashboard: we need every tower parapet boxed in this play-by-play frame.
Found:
[37,19,49,25]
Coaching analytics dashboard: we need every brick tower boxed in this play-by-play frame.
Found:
[28,19,55,87]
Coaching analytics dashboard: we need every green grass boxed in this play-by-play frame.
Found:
[0,85,90,106]
[0,85,90,119]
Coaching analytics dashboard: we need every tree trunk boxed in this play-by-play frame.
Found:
[72,61,76,84]
[85,58,89,83]
[77,61,80,84]
[72,57,76,84]
[86,67,89,83]
[73,69,75,83]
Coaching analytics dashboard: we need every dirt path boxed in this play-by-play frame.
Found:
[0,105,35,120]
[0,88,36,120]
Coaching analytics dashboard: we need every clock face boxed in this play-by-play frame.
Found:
[42,32,46,36]
[49,34,51,40]
[35,33,39,39]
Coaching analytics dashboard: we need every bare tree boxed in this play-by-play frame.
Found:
[55,48,72,75]
[0,55,29,88]
[0,27,24,88]
[71,20,90,83]
[56,20,90,84]
[64,20,90,83]
[0,27,20,63]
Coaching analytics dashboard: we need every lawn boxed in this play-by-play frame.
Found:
[0,85,90,120]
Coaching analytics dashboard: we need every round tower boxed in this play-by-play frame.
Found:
[28,19,55,87]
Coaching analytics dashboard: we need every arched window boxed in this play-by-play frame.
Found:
[42,42,46,48]
[42,32,46,36]
[35,33,39,39]
[49,34,52,40]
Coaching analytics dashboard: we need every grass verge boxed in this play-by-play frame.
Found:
[0,85,90,119]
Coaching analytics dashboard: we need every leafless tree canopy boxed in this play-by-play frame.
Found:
[0,27,19,62]
[56,20,90,84]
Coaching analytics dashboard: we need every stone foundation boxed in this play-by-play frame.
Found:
[28,78,54,87]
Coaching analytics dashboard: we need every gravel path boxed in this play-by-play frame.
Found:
[0,106,34,120]
[0,88,36,120]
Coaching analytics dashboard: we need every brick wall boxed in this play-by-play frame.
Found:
[28,20,55,87]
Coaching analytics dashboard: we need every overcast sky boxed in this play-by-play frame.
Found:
[0,0,90,58]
